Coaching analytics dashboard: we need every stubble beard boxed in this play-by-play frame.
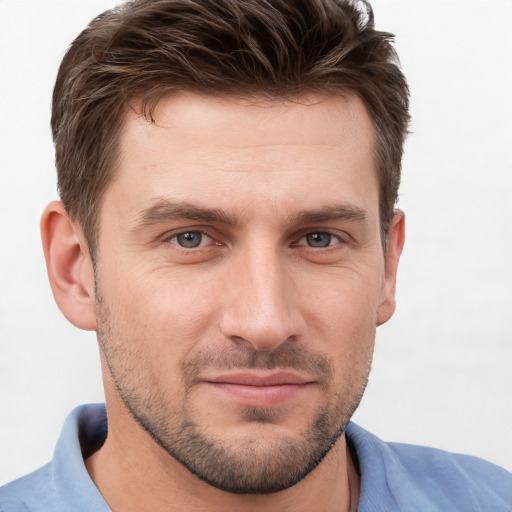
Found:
[95,294,371,495]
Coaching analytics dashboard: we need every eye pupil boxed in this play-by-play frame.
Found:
[177,232,202,248]
[306,232,331,247]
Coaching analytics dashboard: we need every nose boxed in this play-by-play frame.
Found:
[219,243,305,351]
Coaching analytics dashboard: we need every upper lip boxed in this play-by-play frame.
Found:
[202,371,313,386]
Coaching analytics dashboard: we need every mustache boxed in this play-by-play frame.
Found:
[182,342,333,389]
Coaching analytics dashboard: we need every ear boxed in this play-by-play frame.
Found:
[41,201,97,331]
[376,210,405,326]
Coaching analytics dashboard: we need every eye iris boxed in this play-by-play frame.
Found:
[176,232,202,248]
[306,232,331,247]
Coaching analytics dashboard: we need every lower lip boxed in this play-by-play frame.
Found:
[204,382,312,407]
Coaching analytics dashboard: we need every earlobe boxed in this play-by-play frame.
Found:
[377,210,405,326]
[41,201,97,331]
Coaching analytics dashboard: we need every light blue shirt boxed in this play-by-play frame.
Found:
[1,404,511,511]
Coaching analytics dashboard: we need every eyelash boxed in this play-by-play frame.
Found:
[162,228,348,251]
[164,229,218,249]
[292,231,345,249]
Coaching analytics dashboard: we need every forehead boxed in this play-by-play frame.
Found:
[107,93,378,224]
[124,93,376,162]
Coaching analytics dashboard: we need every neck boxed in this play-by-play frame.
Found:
[85,405,360,512]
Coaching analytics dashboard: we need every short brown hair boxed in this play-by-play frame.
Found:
[52,0,409,252]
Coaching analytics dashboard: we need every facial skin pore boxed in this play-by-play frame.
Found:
[42,93,405,512]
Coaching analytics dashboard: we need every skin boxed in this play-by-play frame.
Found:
[41,93,405,512]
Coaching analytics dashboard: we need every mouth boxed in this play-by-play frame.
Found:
[201,371,315,408]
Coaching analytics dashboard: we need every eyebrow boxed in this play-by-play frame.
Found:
[133,198,367,230]
[288,204,367,225]
[134,199,239,228]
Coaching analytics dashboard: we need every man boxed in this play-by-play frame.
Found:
[0,0,510,510]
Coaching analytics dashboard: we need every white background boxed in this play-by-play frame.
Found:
[0,0,511,485]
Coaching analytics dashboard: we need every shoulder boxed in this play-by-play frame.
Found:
[386,441,512,505]
[0,404,109,512]
[346,422,512,512]
[0,465,55,512]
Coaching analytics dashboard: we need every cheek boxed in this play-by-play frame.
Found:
[304,268,383,330]
[99,262,221,354]
[303,273,380,374]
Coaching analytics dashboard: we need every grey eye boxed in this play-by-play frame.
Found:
[175,232,203,248]
[305,232,332,247]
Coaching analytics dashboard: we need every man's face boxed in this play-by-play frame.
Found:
[93,93,398,493]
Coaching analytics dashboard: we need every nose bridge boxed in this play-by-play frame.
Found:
[220,240,302,350]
